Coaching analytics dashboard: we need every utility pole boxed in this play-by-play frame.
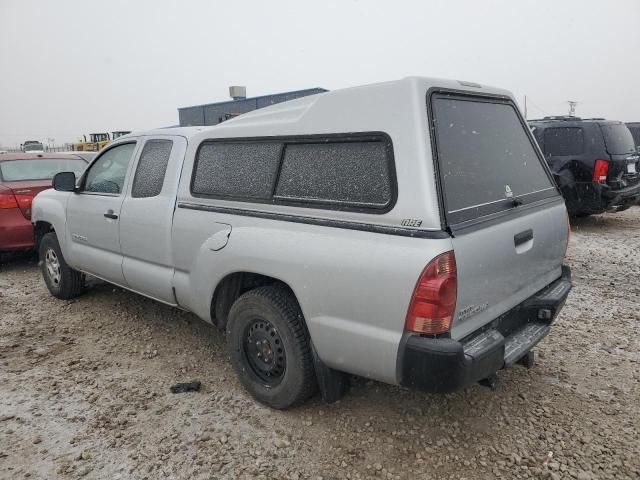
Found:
[524,95,528,120]
[567,100,578,117]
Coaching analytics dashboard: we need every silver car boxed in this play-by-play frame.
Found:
[32,77,572,409]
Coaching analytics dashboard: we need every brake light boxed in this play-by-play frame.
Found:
[405,251,457,335]
[593,159,609,183]
[14,194,34,219]
[0,189,18,209]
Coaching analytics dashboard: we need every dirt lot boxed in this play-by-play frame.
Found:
[1,209,640,480]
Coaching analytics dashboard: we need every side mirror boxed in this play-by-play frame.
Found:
[52,172,77,192]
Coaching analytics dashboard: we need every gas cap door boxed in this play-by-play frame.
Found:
[204,224,232,251]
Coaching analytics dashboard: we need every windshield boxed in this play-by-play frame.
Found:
[601,124,636,155]
[23,143,44,151]
[0,158,86,181]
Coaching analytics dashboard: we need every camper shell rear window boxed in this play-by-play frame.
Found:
[429,91,558,227]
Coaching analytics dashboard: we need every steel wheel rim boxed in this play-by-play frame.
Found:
[243,318,286,386]
[45,248,61,286]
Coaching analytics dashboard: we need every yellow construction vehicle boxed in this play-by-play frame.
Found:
[71,131,132,152]
[111,131,131,140]
[71,133,111,152]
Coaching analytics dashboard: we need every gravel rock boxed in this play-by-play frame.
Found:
[1,209,640,479]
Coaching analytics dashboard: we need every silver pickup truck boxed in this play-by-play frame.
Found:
[32,77,572,409]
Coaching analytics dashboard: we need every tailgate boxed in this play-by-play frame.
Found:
[450,201,567,339]
[600,123,640,189]
[429,91,568,341]
[606,153,640,190]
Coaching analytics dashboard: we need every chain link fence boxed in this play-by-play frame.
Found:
[1,144,75,153]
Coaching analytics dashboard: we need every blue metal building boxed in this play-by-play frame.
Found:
[178,87,328,127]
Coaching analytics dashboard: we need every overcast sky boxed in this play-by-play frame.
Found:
[1,0,639,147]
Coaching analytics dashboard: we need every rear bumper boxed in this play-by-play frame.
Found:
[398,265,572,393]
[567,181,640,213]
[0,208,34,251]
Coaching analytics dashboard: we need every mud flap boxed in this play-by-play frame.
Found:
[311,342,350,403]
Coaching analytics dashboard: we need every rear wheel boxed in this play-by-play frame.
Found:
[39,233,84,299]
[227,285,317,409]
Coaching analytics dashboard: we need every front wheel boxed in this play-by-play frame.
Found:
[39,233,84,299]
[227,285,317,409]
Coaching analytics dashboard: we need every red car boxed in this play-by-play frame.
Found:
[0,153,88,251]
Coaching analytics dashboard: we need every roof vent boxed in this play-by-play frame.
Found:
[229,86,247,101]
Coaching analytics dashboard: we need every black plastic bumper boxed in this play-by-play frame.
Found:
[568,182,640,213]
[398,266,572,393]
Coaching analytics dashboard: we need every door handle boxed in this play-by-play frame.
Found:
[104,209,118,220]
[514,229,533,247]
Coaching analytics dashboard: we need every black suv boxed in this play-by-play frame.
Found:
[529,117,640,216]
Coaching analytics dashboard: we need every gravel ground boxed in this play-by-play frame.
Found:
[1,208,639,480]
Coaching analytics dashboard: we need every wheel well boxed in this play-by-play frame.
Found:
[211,272,295,329]
[34,221,55,251]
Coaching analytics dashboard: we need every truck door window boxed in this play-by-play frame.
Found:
[83,143,136,194]
[131,139,173,198]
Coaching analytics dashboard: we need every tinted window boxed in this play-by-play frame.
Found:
[275,141,392,208]
[131,139,173,198]
[543,127,584,156]
[192,142,282,199]
[628,125,640,147]
[0,158,86,181]
[23,143,44,152]
[432,96,555,220]
[601,124,636,155]
[84,143,136,194]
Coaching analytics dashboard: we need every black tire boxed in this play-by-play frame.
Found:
[227,285,317,409]
[39,233,84,299]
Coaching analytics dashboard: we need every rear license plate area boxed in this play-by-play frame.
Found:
[627,162,637,174]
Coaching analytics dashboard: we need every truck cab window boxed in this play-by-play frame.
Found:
[83,143,136,194]
[131,139,173,198]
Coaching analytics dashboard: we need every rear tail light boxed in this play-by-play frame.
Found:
[405,251,457,335]
[14,194,34,220]
[0,189,19,209]
[593,159,609,183]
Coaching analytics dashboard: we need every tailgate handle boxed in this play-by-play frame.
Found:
[514,229,533,247]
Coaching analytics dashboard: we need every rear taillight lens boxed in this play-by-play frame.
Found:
[405,251,457,335]
[593,159,609,183]
[0,190,19,209]
[14,194,34,219]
